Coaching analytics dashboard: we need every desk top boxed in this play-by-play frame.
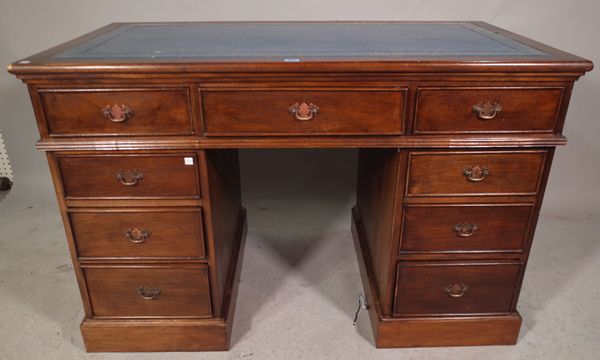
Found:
[52,23,546,59]
[8,22,592,75]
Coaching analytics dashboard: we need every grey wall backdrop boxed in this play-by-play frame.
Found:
[0,0,598,215]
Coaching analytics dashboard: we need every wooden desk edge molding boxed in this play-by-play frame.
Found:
[8,22,592,351]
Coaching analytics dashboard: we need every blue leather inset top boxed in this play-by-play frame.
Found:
[53,23,548,60]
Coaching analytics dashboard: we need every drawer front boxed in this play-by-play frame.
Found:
[406,151,546,197]
[400,205,533,253]
[70,209,205,259]
[201,88,406,136]
[39,88,193,137]
[57,153,200,199]
[394,262,521,316]
[84,265,211,318]
[414,87,563,134]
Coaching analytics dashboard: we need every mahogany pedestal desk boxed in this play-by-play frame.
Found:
[7,22,593,352]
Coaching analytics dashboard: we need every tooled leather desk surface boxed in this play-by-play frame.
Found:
[52,22,548,60]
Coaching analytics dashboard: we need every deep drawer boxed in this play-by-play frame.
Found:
[400,204,533,253]
[84,265,212,318]
[394,261,522,316]
[201,87,406,136]
[406,151,547,197]
[414,87,563,134]
[39,88,194,137]
[56,153,201,199]
[70,208,205,259]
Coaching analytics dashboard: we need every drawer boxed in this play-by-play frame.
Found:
[406,151,546,197]
[39,88,194,137]
[70,209,205,259]
[201,87,406,136]
[414,87,563,134]
[394,261,522,316]
[84,265,212,318]
[56,153,201,199]
[400,204,533,253]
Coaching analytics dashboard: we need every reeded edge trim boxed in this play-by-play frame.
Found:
[7,60,594,76]
[35,135,568,151]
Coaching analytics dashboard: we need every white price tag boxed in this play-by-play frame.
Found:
[184,157,194,165]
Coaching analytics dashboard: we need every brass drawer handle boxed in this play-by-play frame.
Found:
[472,101,502,120]
[453,223,479,237]
[444,283,468,298]
[289,102,319,121]
[124,227,150,243]
[116,170,143,186]
[463,165,488,182]
[102,104,133,123]
[136,287,160,300]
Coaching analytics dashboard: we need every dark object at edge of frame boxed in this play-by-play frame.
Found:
[0,177,12,191]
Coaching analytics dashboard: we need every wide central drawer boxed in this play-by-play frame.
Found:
[56,153,201,199]
[84,265,212,318]
[394,261,522,316]
[200,87,406,136]
[406,150,547,197]
[70,208,206,259]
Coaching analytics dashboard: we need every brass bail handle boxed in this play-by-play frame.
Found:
[289,102,319,121]
[444,283,468,298]
[124,227,150,243]
[136,287,160,300]
[116,169,143,186]
[103,104,133,123]
[453,223,479,237]
[463,165,488,182]
[472,101,502,120]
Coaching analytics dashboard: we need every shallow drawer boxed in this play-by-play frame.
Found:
[414,87,563,134]
[39,88,193,137]
[394,261,521,316]
[201,88,406,136]
[70,209,205,259]
[84,265,212,318]
[57,153,201,199]
[400,205,533,253]
[406,151,546,197]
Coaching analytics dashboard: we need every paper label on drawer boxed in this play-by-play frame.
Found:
[184,157,194,165]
